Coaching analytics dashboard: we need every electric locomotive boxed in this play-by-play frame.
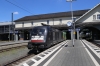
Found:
[27,26,65,51]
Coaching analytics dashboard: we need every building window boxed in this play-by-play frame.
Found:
[31,22,34,26]
[93,15,96,20]
[59,19,62,25]
[47,20,49,25]
[97,14,100,20]
[5,26,9,32]
[22,22,24,27]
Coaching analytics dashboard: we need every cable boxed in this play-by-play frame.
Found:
[5,0,33,14]
[12,0,33,13]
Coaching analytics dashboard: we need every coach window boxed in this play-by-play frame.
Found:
[97,14,100,20]
[47,20,49,25]
[59,19,62,25]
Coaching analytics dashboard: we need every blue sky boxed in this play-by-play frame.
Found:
[0,0,100,22]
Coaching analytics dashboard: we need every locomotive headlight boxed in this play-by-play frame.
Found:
[31,36,35,40]
[31,36,34,38]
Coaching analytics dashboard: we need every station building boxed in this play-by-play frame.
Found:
[1,3,100,41]
[14,9,88,41]
[0,22,15,41]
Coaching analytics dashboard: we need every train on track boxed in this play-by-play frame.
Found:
[27,26,66,51]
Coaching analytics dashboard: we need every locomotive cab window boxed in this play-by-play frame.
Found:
[31,28,45,35]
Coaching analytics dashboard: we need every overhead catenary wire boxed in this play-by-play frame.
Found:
[5,0,33,14]
[12,0,33,13]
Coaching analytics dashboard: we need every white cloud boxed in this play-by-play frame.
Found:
[13,12,19,14]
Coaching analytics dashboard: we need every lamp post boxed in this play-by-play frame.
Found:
[11,12,18,41]
[9,24,10,41]
[66,0,76,47]
[73,17,76,46]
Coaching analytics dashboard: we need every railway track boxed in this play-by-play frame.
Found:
[7,40,68,66]
[82,40,100,56]
[0,46,29,66]
[3,40,68,66]
[3,48,47,66]
[4,48,46,66]
[0,42,29,66]
[0,42,27,51]
[90,40,100,47]
[0,40,99,66]
[4,53,36,66]
[0,43,43,66]
[0,45,26,53]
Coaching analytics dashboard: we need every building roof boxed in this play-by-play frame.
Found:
[15,9,89,22]
[76,22,100,27]
[0,22,15,26]
[76,3,100,23]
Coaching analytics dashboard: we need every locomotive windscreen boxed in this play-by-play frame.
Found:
[31,28,45,35]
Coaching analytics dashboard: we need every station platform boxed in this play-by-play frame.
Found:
[18,40,100,66]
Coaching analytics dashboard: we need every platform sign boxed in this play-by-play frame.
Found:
[10,31,18,34]
[10,31,13,33]
[68,29,72,31]
[67,21,72,26]
[73,31,76,34]
[15,31,18,34]
[76,28,80,31]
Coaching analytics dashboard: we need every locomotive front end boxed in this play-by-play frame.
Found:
[27,26,47,50]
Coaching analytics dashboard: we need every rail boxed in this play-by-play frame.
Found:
[0,40,29,50]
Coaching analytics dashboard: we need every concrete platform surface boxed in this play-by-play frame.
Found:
[17,40,100,66]
[41,40,96,66]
